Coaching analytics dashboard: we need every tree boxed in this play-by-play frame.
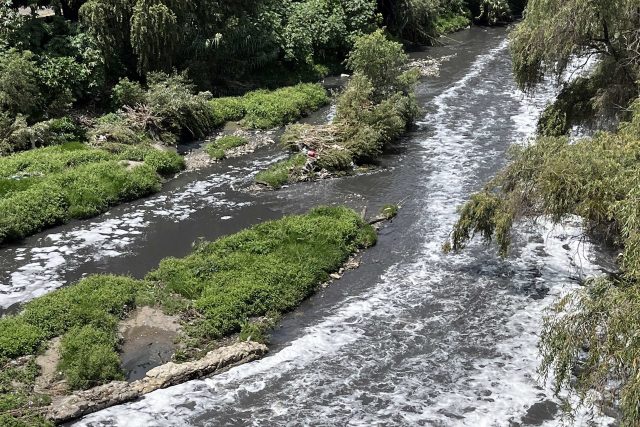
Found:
[0,50,42,117]
[510,0,640,91]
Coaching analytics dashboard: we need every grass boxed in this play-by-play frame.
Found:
[147,206,377,357]
[0,142,184,245]
[204,135,248,160]
[208,83,329,130]
[0,206,376,420]
[254,154,306,189]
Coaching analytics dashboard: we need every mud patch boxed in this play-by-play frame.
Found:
[119,307,181,381]
[34,337,65,395]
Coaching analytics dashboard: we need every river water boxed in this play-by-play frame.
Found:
[1,27,616,425]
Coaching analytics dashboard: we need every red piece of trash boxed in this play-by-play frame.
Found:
[307,150,317,158]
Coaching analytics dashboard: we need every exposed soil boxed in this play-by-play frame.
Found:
[119,307,181,381]
[34,337,66,396]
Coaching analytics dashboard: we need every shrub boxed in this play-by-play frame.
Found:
[0,317,45,360]
[58,325,123,390]
[0,50,41,118]
[90,114,146,146]
[52,161,160,218]
[111,77,146,109]
[241,84,329,129]
[346,29,409,101]
[434,11,471,34]
[317,148,352,171]
[117,146,185,175]
[0,142,179,244]
[21,275,140,338]
[148,206,376,349]
[146,72,215,139]
[0,183,69,243]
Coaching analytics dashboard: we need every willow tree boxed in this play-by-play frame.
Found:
[130,0,178,74]
[511,0,640,132]
[447,1,640,422]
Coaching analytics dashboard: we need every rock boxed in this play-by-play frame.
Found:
[330,273,341,280]
[47,341,268,424]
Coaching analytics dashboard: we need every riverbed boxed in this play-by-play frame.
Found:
[1,26,615,425]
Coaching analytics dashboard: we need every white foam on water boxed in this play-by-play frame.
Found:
[0,154,285,309]
[77,36,615,426]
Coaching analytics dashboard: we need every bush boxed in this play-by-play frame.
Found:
[90,114,146,146]
[58,325,124,390]
[0,50,41,118]
[117,146,185,175]
[22,275,140,338]
[317,148,352,171]
[0,142,181,244]
[204,135,248,160]
[434,11,471,34]
[346,29,409,101]
[111,77,146,109]
[256,31,418,188]
[52,161,160,218]
[207,84,329,130]
[0,183,69,243]
[146,72,215,139]
[209,97,245,127]
[0,317,45,359]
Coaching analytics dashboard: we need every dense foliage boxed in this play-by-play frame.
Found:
[511,0,640,131]
[0,207,375,424]
[445,1,640,422]
[447,100,640,424]
[256,30,419,188]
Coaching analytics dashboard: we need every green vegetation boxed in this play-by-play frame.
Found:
[205,136,248,160]
[59,326,124,390]
[445,2,640,423]
[511,0,639,131]
[434,11,471,35]
[381,204,399,220]
[255,154,306,189]
[447,82,640,427]
[209,83,330,130]
[150,206,376,354]
[0,358,51,427]
[0,207,376,423]
[257,30,419,188]
[0,0,513,152]
[0,143,183,244]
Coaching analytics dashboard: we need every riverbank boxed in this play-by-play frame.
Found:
[0,206,379,425]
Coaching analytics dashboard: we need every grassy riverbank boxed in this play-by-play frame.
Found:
[0,143,183,245]
[209,83,329,130]
[0,206,376,425]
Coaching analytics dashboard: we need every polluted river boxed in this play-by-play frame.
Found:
[1,27,616,426]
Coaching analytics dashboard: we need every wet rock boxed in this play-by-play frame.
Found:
[47,341,268,424]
